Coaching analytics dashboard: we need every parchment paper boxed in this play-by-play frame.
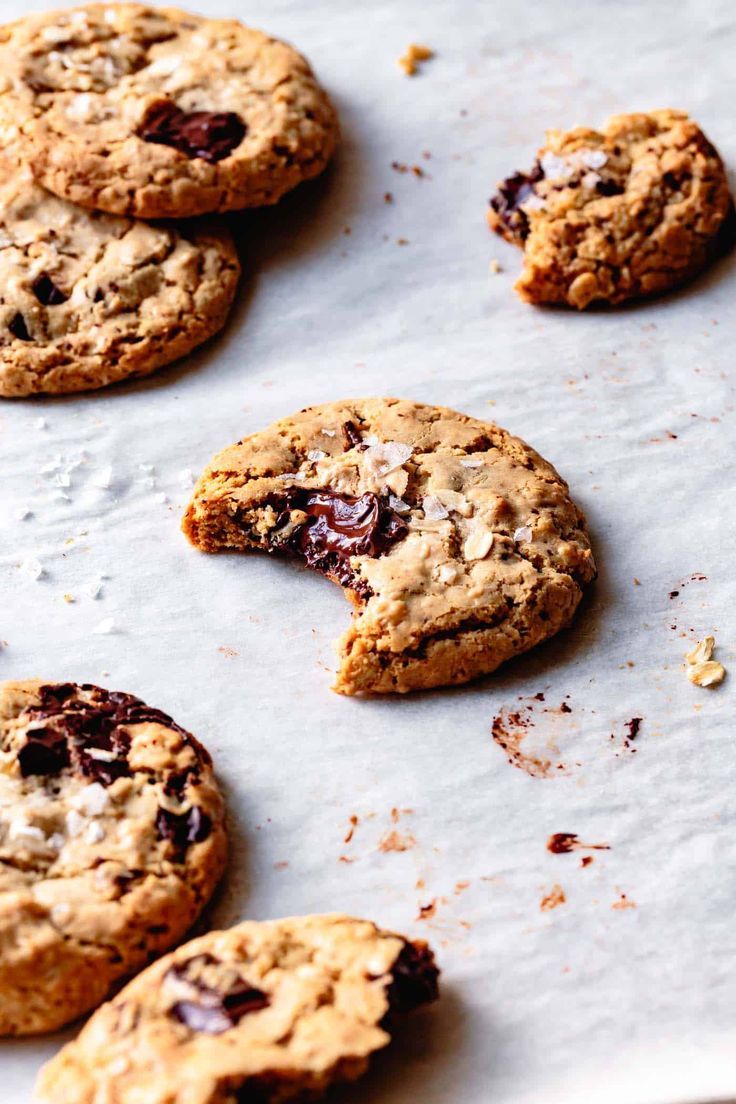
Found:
[2,0,736,1100]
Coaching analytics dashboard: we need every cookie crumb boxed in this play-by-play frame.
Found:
[378,829,416,853]
[489,259,502,274]
[540,884,566,911]
[398,43,434,76]
[685,635,726,687]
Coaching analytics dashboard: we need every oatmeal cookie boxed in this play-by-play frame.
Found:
[37,913,439,1104]
[0,680,227,1034]
[182,398,596,695]
[0,3,338,218]
[0,161,239,397]
[488,109,732,308]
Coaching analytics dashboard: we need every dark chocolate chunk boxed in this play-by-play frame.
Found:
[168,956,269,1035]
[489,160,544,241]
[595,178,624,197]
[18,726,70,778]
[156,804,212,853]
[8,312,32,341]
[138,100,246,163]
[23,683,191,787]
[32,273,69,306]
[382,940,439,1018]
[341,420,365,451]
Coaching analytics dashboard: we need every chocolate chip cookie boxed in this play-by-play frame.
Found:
[182,399,596,695]
[488,109,733,308]
[0,3,338,218]
[36,914,439,1103]
[0,157,239,395]
[0,161,239,397]
[0,680,227,1034]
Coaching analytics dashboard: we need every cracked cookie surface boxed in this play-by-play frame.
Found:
[36,913,439,1104]
[488,109,732,308]
[0,161,240,397]
[0,3,338,218]
[0,680,227,1034]
[182,398,596,695]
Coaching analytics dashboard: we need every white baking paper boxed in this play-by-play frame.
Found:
[2,0,736,1100]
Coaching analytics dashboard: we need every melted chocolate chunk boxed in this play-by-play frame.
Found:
[32,273,68,306]
[490,160,544,241]
[17,726,70,778]
[8,312,32,341]
[382,941,439,1019]
[138,100,246,163]
[19,683,190,788]
[275,489,408,598]
[168,956,269,1035]
[156,804,212,853]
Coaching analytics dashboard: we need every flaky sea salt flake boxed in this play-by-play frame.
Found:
[422,494,449,521]
[91,617,117,635]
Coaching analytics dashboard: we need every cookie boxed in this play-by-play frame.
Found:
[36,913,439,1104]
[182,398,596,695]
[0,680,227,1034]
[0,161,240,397]
[488,109,733,308]
[0,3,338,218]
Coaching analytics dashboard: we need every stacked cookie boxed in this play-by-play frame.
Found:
[0,2,338,397]
[0,680,440,1102]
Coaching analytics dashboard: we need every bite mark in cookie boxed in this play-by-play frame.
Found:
[36,914,439,1104]
[488,110,733,308]
[183,398,596,695]
[0,680,227,1035]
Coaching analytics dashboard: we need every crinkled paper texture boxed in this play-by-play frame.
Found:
[1,1,735,1101]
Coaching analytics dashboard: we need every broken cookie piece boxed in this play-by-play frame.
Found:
[488,109,733,308]
[36,914,439,1104]
[183,398,596,695]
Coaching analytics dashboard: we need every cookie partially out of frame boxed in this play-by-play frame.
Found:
[182,398,596,695]
[36,914,439,1104]
[0,161,239,397]
[0,3,338,218]
[0,680,227,1035]
[488,109,732,308]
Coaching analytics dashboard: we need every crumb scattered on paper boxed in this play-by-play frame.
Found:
[547,833,610,854]
[685,635,726,687]
[489,259,502,274]
[398,43,433,76]
[540,885,566,911]
[378,828,416,853]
